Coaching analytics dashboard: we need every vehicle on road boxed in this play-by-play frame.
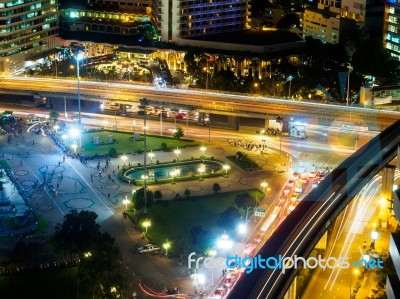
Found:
[223,275,235,288]
[26,118,40,125]
[138,244,160,254]
[214,287,225,298]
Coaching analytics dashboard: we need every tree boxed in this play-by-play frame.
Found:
[133,187,154,210]
[49,110,59,122]
[8,241,42,268]
[53,210,101,259]
[213,183,221,193]
[184,188,191,198]
[235,192,254,209]
[173,127,184,139]
[154,190,162,201]
[217,206,241,231]
[190,225,205,245]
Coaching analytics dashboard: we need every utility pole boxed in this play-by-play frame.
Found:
[140,98,150,213]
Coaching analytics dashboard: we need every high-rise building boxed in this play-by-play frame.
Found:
[302,0,384,44]
[384,0,400,60]
[159,0,251,44]
[0,0,59,74]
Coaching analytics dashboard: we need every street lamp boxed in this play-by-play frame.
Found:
[261,181,268,195]
[350,269,359,298]
[121,154,128,166]
[346,63,352,106]
[238,223,247,234]
[163,241,171,256]
[223,164,230,177]
[123,196,130,211]
[371,230,378,250]
[53,125,59,134]
[198,164,205,181]
[103,119,108,129]
[71,143,78,153]
[200,146,206,158]
[217,233,233,250]
[62,134,68,144]
[209,249,217,285]
[148,151,155,164]
[75,51,83,148]
[139,98,150,213]
[254,82,259,94]
[142,219,151,235]
[174,147,181,161]
[287,75,293,98]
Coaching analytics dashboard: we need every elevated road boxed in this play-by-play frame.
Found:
[227,119,400,298]
[0,76,399,128]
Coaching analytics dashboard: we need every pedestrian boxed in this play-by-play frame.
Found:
[32,140,35,145]
[63,156,65,162]
[108,193,110,199]
[58,161,60,166]
[118,165,120,170]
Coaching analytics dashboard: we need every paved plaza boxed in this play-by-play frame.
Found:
[0,125,293,298]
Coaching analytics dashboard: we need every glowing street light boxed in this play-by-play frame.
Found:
[198,164,205,181]
[209,249,217,284]
[217,233,233,250]
[238,223,247,234]
[53,125,59,133]
[148,151,155,164]
[103,119,108,129]
[121,154,128,166]
[350,269,360,298]
[163,241,171,256]
[223,164,230,177]
[123,196,130,211]
[71,143,78,153]
[261,181,268,194]
[84,251,92,258]
[69,127,80,139]
[142,219,151,234]
[200,146,206,157]
[174,147,181,160]
[62,134,68,143]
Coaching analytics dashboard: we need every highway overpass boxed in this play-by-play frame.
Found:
[0,77,399,131]
[227,118,400,299]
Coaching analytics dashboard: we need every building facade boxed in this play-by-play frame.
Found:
[384,0,400,60]
[159,0,251,44]
[0,0,59,74]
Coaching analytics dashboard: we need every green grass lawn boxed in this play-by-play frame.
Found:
[0,160,10,170]
[68,130,198,155]
[133,189,264,253]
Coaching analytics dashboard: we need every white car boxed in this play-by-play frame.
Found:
[138,244,160,254]
[26,118,40,125]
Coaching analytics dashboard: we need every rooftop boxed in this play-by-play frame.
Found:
[187,30,304,47]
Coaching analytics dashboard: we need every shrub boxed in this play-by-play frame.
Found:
[213,183,221,193]
[184,188,191,198]
[161,143,167,151]
[137,163,141,166]
[109,148,117,157]
[156,160,160,164]
[154,190,163,201]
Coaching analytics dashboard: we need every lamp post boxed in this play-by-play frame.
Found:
[163,241,171,256]
[209,249,216,285]
[245,206,253,226]
[198,164,205,181]
[75,51,83,149]
[254,82,259,94]
[200,146,206,158]
[350,269,359,298]
[53,125,59,134]
[139,98,150,213]
[223,164,230,177]
[261,181,268,195]
[371,230,378,250]
[174,148,181,161]
[346,63,352,106]
[148,151,155,164]
[62,134,68,144]
[142,219,151,235]
[123,196,129,211]
[287,75,293,98]
[121,154,128,166]
[71,143,78,153]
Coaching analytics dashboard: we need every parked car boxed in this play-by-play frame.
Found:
[138,244,160,254]
[26,118,40,125]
